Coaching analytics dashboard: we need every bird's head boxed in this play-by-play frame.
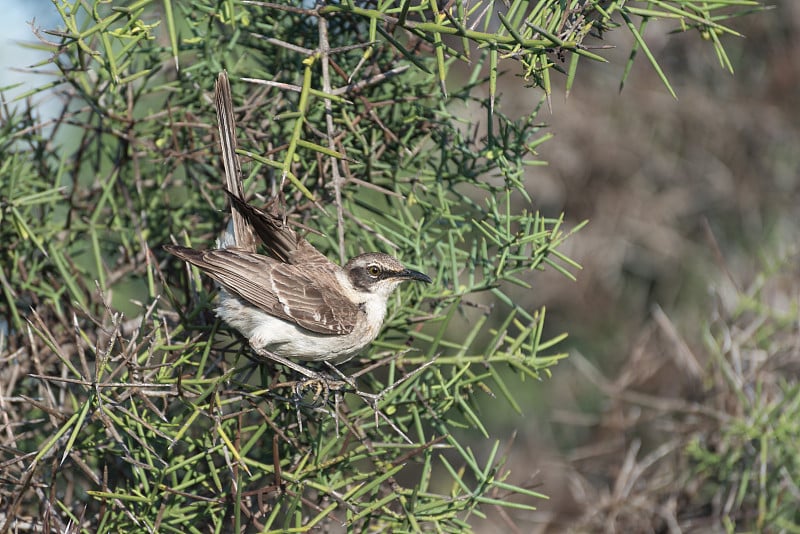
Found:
[345,253,431,298]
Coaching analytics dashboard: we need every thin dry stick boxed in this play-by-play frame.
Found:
[317,13,347,264]
[240,77,305,94]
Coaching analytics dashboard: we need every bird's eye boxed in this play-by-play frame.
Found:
[367,265,381,277]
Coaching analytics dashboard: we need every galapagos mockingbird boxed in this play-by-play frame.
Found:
[165,72,430,364]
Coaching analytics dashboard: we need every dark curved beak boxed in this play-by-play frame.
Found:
[397,268,432,284]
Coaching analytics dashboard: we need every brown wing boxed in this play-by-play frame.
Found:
[165,245,358,335]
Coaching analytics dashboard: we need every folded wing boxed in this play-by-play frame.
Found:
[165,245,358,335]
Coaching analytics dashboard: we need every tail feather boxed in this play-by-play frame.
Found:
[215,71,256,252]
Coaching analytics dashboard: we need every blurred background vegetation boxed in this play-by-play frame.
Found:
[492,1,800,531]
[2,0,797,532]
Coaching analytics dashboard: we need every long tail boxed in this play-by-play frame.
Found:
[215,71,256,252]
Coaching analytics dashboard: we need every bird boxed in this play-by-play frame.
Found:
[164,193,430,363]
[165,72,430,364]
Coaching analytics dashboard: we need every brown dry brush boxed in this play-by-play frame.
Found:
[547,249,800,532]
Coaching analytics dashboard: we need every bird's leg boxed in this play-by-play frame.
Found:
[249,345,336,431]
[251,345,320,380]
[251,345,349,410]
